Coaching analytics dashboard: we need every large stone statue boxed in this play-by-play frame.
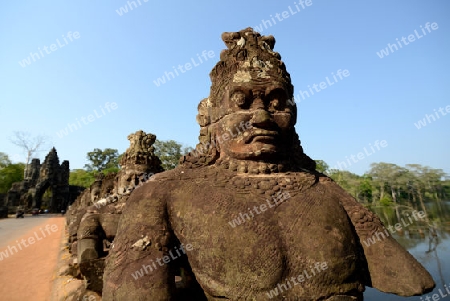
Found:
[102,28,434,300]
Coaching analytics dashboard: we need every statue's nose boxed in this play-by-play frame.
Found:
[250,109,272,128]
[249,92,275,127]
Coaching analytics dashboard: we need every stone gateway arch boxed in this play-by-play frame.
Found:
[3,147,82,213]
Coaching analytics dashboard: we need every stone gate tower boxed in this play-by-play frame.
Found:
[3,147,76,213]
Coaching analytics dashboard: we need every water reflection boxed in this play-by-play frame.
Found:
[364,201,450,300]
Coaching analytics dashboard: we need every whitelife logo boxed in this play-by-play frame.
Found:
[362,210,426,247]
[414,105,450,129]
[152,50,215,87]
[130,243,193,280]
[376,22,439,59]
[19,31,80,68]
[115,0,149,16]
[0,224,58,261]
[266,262,328,298]
[253,0,313,33]
[55,102,118,138]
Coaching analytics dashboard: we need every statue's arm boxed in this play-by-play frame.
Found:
[322,180,435,296]
[102,184,175,300]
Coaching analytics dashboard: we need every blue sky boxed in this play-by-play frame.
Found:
[0,0,449,176]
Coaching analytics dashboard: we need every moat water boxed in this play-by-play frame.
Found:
[364,201,450,301]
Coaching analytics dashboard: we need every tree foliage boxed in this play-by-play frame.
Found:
[153,140,193,170]
[322,161,449,218]
[84,148,120,172]
[69,169,97,188]
[70,148,121,188]
[0,153,25,193]
[69,139,194,188]
[315,160,329,173]
[0,152,11,169]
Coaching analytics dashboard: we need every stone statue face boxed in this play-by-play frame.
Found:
[117,173,133,194]
[215,81,295,161]
[90,183,102,202]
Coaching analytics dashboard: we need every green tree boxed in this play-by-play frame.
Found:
[404,164,446,220]
[315,160,329,174]
[328,169,362,199]
[358,174,373,204]
[84,148,120,172]
[153,140,192,170]
[324,161,448,215]
[368,163,405,203]
[0,162,25,193]
[69,169,97,188]
[368,162,406,219]
[0,152,11,169]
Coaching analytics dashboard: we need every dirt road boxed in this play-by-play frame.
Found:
[0,215,65,301]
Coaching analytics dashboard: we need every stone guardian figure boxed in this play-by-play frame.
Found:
[102,28,434,301]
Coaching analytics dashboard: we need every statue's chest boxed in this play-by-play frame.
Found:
[168,174,359,293]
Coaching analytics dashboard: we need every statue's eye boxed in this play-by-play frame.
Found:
[231,91,247,107]
[270,99,280,110]
[268,93,284,111]
[267,90,286,111]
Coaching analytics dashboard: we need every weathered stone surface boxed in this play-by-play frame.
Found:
[102,28,435,300]
[80,258,105,293]
[117,130,163,193]
[65,130,163,297]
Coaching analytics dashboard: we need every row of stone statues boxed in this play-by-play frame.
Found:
[65,130,163,296]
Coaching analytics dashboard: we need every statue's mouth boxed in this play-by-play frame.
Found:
[244,129,279,144]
